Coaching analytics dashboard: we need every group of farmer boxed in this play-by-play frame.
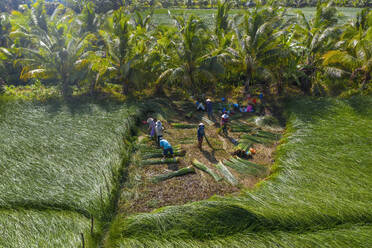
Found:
[146,93,264,162]
[146,118,174,160]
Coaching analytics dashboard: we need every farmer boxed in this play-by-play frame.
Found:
[159,138,174,158]
[147,117,156,139]
[221,112,229,135]
[197,123,205,149]
[155,120,164,146]
[206,99,213,119]
[159,138,177,170]
[233,147,256,159]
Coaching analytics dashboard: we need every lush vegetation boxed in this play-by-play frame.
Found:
[105,96,372,247]
[0,1,371,247]
[0,0,371,99]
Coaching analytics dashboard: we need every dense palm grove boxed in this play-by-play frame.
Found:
[0,0,371,99]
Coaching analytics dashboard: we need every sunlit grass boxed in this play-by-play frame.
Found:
[0,209,90,248]
[106,97,372,247]
[0,97,140,218]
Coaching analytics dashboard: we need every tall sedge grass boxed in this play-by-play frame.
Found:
[0,209,90,248]
[0,97,140,218]
[106,97,372,247]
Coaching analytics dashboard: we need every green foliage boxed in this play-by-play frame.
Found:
[0,0,369,97]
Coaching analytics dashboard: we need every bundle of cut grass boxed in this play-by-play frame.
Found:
[236,140,253,150]
[142,149,186,159]
[239,134,274,144]
[171,123,197,129]
[141,157,180,166]
[224,158,267,176]
[141,145,182,155]
[152,167,195,183]
[230,123,256,133]
[252,130,281,140]
[214,161,239,186]
[192,159,222,181]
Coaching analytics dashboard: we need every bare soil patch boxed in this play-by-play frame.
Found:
[118,100,281,214]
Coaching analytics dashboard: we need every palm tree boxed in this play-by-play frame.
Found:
[214,0,233,39]
[97,7,152,95]
[228,5,290,93]
[156,13,224,95]
[0,13,11,48]
[322,8,372,91]
[18,29,93,98]
[293,0,341,94]
[10,2,93,98]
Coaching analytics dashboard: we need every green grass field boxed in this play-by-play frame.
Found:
[105,97,372,247]
[151,7,362,26]
[0,209,90,248]
[0,97,140,217]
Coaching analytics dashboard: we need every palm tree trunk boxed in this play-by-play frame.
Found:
[90,74,99,96]
[360,71,370,91]
[62,79,71,99]
[244,72,251,94]
[122,79,129,95]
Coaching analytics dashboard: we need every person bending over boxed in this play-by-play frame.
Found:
[197,123,205,149]
[160,138,174,160]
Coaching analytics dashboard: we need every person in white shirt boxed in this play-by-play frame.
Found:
[155,120,164,146]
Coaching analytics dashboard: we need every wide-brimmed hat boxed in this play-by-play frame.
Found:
[199,123,204,126]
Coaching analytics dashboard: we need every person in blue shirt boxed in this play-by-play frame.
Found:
[197,123,205,149]
[159,138,174,159]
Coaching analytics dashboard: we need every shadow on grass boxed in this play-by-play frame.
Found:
[119,202,263,239]
[346,96,372,119]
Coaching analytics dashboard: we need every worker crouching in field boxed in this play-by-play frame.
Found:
[197,123,205,149]
[233,147,256,159]
[160,138,177,170]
